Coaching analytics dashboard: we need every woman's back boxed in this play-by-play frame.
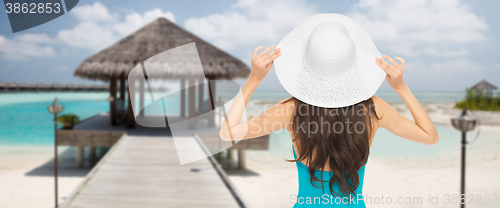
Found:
[285,96,378,207]
[292,144,367,207]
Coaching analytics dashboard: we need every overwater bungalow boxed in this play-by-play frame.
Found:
[0,82,109,92]
[75,84,88,92]
[0,81,6,91]
[18,82,29,91]
[58,17,267,207]
[73,17,250,128]
[6,82,18,91]
[31,83,44,92]
[62,84,75,91]
[99,84,108,91]
[48,83,62,91]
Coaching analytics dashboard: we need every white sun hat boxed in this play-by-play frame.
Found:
[274,13,385,108]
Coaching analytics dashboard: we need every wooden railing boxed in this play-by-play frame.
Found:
[56,130,126,167]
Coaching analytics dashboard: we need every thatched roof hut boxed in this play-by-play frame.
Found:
[0,81,5,91]
[471,80,498,90]
[73,17,250,128]
[6,82,18,90]
[62,84,76,91]
[471,79,497,97]
[89,84,100,91]
[18,82,28,90]
[74,17,250,81]
[33,83,48,91]
[99,84,108,91]
[48,83,62,91]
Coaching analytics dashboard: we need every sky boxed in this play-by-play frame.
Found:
[0,0,499,92]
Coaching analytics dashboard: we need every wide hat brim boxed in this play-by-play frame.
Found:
[275,13,386,108]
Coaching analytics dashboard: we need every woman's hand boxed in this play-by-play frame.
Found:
[376,55,406,91]
[250,46,282,81]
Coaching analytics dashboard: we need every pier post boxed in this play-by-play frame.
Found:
[227,149,234,160]
[109,75,117,125]
[207,77,216,127]
[126,85,135,129]
[76,146,84,168]
[238,149,246,169]
[90,147,97,158]
[227,149,234,167]
[198,77,204,115]
[188,78,196,129]
[139,78,145,117]
[180,78,186,117]
[119,74,125,101]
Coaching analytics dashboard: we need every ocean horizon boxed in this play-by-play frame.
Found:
[0,90,484,161]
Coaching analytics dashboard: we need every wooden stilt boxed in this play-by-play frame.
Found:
[180,78,186,117]
[198,77,204,115]
[139,78,145,117]
[119,74,125,100]
[188,78,196,129]
[238,149,246,169]
[207,77,216,127]
[76,146,84,168]
[90,147,97,158]
[126,83,135,129]
[109,75,117,125]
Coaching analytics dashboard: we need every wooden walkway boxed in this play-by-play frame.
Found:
[61,114,247,208]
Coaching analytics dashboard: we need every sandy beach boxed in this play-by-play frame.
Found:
[0,146,95,208]
[1,102,499,208]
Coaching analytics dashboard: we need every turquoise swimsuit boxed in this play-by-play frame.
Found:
[292,145,367,207]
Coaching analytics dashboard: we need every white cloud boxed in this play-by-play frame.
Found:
[0,2,176,60]
[57,2,175,51]
[71,2,114,22]
[184,0,317,50]
[348,0,489,57]
[114,9,175,36]
[0,34,54,60]
[58,22,118,50]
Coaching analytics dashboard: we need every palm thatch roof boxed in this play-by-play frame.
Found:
[471,80,497,90]
[18,82,28,88]
[74,18,250,81]
[48,83,63,90]
[33,83,48,89]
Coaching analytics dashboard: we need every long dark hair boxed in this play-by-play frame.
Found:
[286,97,379,196]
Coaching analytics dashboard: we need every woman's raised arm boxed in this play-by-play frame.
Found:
[374,55,439,145]
[218,46,290,141]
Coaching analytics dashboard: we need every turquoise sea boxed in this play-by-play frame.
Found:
[0,92,109,145]
[0,91,490,160]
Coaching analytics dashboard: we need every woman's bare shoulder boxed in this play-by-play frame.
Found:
[371,95,384,105]
[274,97,294,108]
[370,95,403,127]
[371,95,391,116]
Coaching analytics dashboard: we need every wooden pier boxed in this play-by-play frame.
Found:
[58,113,262,207]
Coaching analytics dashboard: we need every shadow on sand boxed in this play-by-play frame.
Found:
[24,146,108,177]
[223,168,260,177]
